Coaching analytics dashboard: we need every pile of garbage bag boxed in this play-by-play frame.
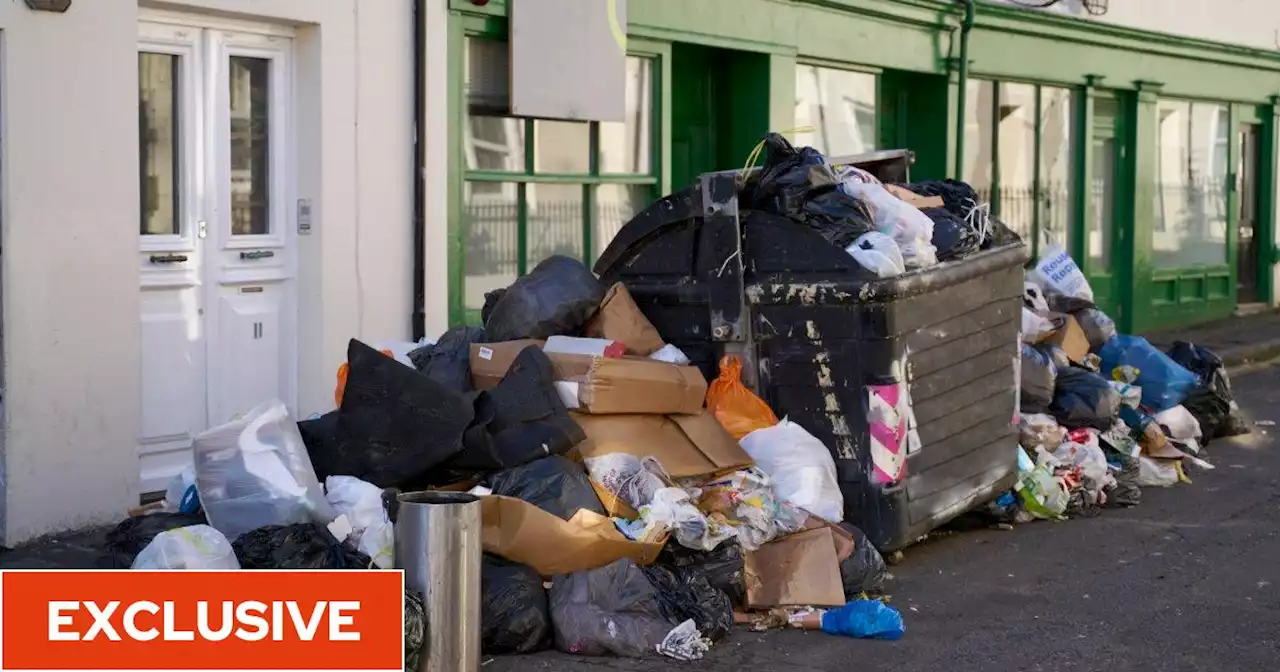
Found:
[106,239,899,664]
[744,134,1021,276]
[997,244,1247,523]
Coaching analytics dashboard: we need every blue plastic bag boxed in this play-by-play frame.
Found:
[1099,335,1197,412]
[820,600,905,640]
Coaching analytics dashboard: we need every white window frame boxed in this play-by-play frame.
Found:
[213,30,293,250]
[138,22,202,254]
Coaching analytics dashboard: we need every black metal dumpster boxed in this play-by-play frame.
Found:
[594,152,1029,552]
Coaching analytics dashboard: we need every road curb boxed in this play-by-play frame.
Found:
[1220,338,1280,369]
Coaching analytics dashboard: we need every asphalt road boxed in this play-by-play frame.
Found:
[488,365,1280,672]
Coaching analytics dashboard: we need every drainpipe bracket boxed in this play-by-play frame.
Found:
[1084,74,1107,87]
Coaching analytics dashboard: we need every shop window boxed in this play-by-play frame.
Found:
[966,79,1078,254]
[794,65,877,157]
[1152,100,1230,269]
[462,38,658,321]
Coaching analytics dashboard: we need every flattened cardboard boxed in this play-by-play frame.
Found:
[590,479,639,519]
[573,411,753,479]
[480,495,663,577]
[585,283,666,356]
[743,527,846,608]
[884,184,945,210]
[470,341,707,415]
[576,357,705,414]
[471,340,545,389]
[1045,313,1090,364]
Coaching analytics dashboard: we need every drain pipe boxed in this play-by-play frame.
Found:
[411,0,427,342]
[953,0,975,179]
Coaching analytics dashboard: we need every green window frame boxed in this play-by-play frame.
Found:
[453,27,668,326]
[964,78,1080,259]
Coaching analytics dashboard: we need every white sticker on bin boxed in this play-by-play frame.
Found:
[478,346,494,361]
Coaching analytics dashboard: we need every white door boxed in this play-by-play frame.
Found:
[138,17,297,493]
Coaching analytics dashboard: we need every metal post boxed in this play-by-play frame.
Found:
[395,491,482,672]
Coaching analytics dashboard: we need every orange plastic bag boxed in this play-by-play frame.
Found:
[335,349,394,407]
[706,356,779,440]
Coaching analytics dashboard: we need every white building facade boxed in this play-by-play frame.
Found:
[0,0,448,544]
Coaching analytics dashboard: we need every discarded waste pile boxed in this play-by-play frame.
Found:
[96,134,1243,667]
[1007,246,1248,521]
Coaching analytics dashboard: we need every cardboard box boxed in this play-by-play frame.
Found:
[884,184,945,210]
[743,526,846,608]
[574,411,753,479]
[480,495,664,577]
[1045,313,1090,364]
[470,341,707,415]
[589,479,639,519]
[584,283,666,356]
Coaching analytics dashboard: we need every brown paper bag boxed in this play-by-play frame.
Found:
[480,495,663,577]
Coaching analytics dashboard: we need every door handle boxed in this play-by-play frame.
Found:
[239,250,275,261]
[149,254,189,264]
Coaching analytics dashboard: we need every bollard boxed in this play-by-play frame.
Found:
[395,491,482,672]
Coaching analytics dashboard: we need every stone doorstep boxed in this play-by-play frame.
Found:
[1145,309,1280,370]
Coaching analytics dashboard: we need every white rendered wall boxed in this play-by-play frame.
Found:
[0,0,428,543]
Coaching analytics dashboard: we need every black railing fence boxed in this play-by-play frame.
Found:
[466,200,634,275]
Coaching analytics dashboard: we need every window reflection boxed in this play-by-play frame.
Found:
[229,56,271,236]
[963,79,996,206]
[465,181,520,313]
[1040,87,1075,250]
[600,57,653,174]
[998,83,1036,242]
[1153,100,1230,268]
[139,52,181,236]
[795,65,877,156]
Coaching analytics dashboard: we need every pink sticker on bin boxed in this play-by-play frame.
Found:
[867,382,910,485]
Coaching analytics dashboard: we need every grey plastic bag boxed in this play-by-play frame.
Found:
[550,559,675,657]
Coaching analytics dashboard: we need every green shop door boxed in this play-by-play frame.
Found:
[1083,96,1127,321]
[670,44,774,189]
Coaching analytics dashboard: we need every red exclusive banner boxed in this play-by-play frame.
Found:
[0,570,404,671]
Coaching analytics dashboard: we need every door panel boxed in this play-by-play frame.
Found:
[1085,96,1125,321]
[1237,124,1261,303]
[137,17,295,492]
[212,288,283,425]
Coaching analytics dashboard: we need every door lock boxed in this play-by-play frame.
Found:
[197,221,208,239]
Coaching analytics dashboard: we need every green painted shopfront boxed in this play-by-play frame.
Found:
[447,0,1280,334]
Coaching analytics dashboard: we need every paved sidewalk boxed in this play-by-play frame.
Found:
[1145,309,1280,367]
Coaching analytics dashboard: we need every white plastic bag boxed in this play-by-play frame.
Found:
[1137,457,1180,487]
[1045,434,1115,492]
[629,487,736,552]
[1021,308,1056,343]
[1019,413,1066,452]
[1033,244,1094,303]
[842,182,938,269]
[164,464,198,512]
[193,400,336,541]
[1154,405,1202,443]
[649,344,691,365]
[739,419,844,522]
[324,475,394,568]
[585,453,668,510]
[1024,281,1050,314]
[132,525,240,570]
[846,232,906,278]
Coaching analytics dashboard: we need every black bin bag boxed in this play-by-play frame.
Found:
[1050,367,1120,431]
[408,326,487,393]
[233,523,371,569]
[741,133,875,248]
[838,523,888,596]
[641,564,733,642]
[1166,341,1249,440]
[484,255,606,342]
[101,512,209,568]
[333,339,475,488]
[485,455,604,521]
[658,542,746,607]
[482,555,551,654]
[404,590,426,672]
[549,559,674,658]
[452,346,585,473]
